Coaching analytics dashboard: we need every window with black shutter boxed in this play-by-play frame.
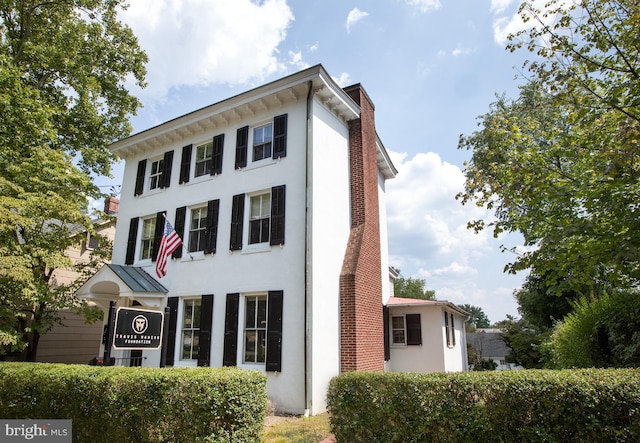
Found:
[230,194,244,251]
[179,144,192,184]
[235,126,248,169]
[151,211,165,262]
[444,311,450,347]
[223,293,240,366]
[273,114,287,159]
[197,294,214,367]
[160,150,174,188]
[270,185,286,245]
[165,297,179,367]
[211,134,224,175]
[173,207,186,259]
[204,199,219,254]
[134,160,146,196]
[406,313,422,346]
[125,217,139,265]
[265,290,283,372]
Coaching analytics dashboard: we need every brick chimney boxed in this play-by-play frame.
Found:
[339,84,385,373]
[104,196,119,215]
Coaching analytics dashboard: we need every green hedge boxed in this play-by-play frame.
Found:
[327,369,640,443]
[0,363,267,443]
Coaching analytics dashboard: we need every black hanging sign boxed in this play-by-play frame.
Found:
[113,307,164,350]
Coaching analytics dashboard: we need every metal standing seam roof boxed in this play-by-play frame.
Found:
[106,264,168,293]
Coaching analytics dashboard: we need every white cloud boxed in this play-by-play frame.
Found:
[386,150,525,321]
[406,0,442,13]
[332,72,353,87]
[490,0,516,14]
[346,8,368,33]
[491,0,571,46]
[288,50,309,70]
[452,44,474,57]
[119,0,294,102]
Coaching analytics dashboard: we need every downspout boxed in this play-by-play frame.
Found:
[304,80,313,416]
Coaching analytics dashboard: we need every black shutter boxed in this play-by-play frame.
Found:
[165,297,179,367]
[173,206,186,259]
[179,144,192,184]
[230,194,244,251]
[160,150,174,188]
[406,314,422,346]
[451,313,456,346]
[125,217,139,265]
[265,290,283,372]
[134,159,146,196]
[204,199,220,254]
[223,293,239,366]
[273,114,287,159]
[197,294,214,367]
[152,211,165,262]
[211,134,224,175]
[235,126,248,169]
[383,306,390,361]
[270,185,285,246]
[444,311,450,346]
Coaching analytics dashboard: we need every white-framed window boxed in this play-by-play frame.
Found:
[181,298,201,360]
[188,206,208,252]
[139,216,156,260]
[243,295,267,364]
[392,316,406,345]
[149,158,164,190]
[252,123,273,162]
[195,141,213,177]
[249,192,271,245]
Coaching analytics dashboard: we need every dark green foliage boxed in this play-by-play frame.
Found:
[552,289,640,369]
[393,270,436,300]
[0,363,267,443]
[327,370,640,443]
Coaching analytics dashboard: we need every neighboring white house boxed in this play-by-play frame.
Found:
[77,64,469,415]
[385,297,468,373]
[467,328,523,370]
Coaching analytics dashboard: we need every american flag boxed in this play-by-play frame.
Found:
[156,217,182,278]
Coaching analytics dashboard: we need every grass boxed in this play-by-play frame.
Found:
[262,413,332,443]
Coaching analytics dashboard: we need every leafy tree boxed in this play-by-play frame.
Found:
[514,272,583,331]
[494,316,551,369]
[458,304,490,329]
[393,269,436,300]
[0,0,146,360]
[457,0,640,292]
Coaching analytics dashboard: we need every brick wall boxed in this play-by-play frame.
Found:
[339,85,385,373]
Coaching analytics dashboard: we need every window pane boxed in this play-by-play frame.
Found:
[244,330,256,362]
[245,298,256,328]
[257,298,267,327]
[257,330,266,363]
[181,330,193,360]
[393,330,405,344]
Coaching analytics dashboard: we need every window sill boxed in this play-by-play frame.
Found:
[240,244,271,255]
[183,173,220,187]
[237,157,281,173]
[180,252,206,262]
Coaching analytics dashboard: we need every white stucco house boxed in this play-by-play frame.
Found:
[77,64,469,415]
[384,297,469,373]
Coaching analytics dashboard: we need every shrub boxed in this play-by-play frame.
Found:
[0,363,267,443]
[327,369,640,443]
[552,289,640,368]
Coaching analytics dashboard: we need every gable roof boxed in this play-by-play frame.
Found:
[467,330,511,359]
[76,264,167,301]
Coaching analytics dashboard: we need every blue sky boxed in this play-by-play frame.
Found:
[96,0,538,323]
